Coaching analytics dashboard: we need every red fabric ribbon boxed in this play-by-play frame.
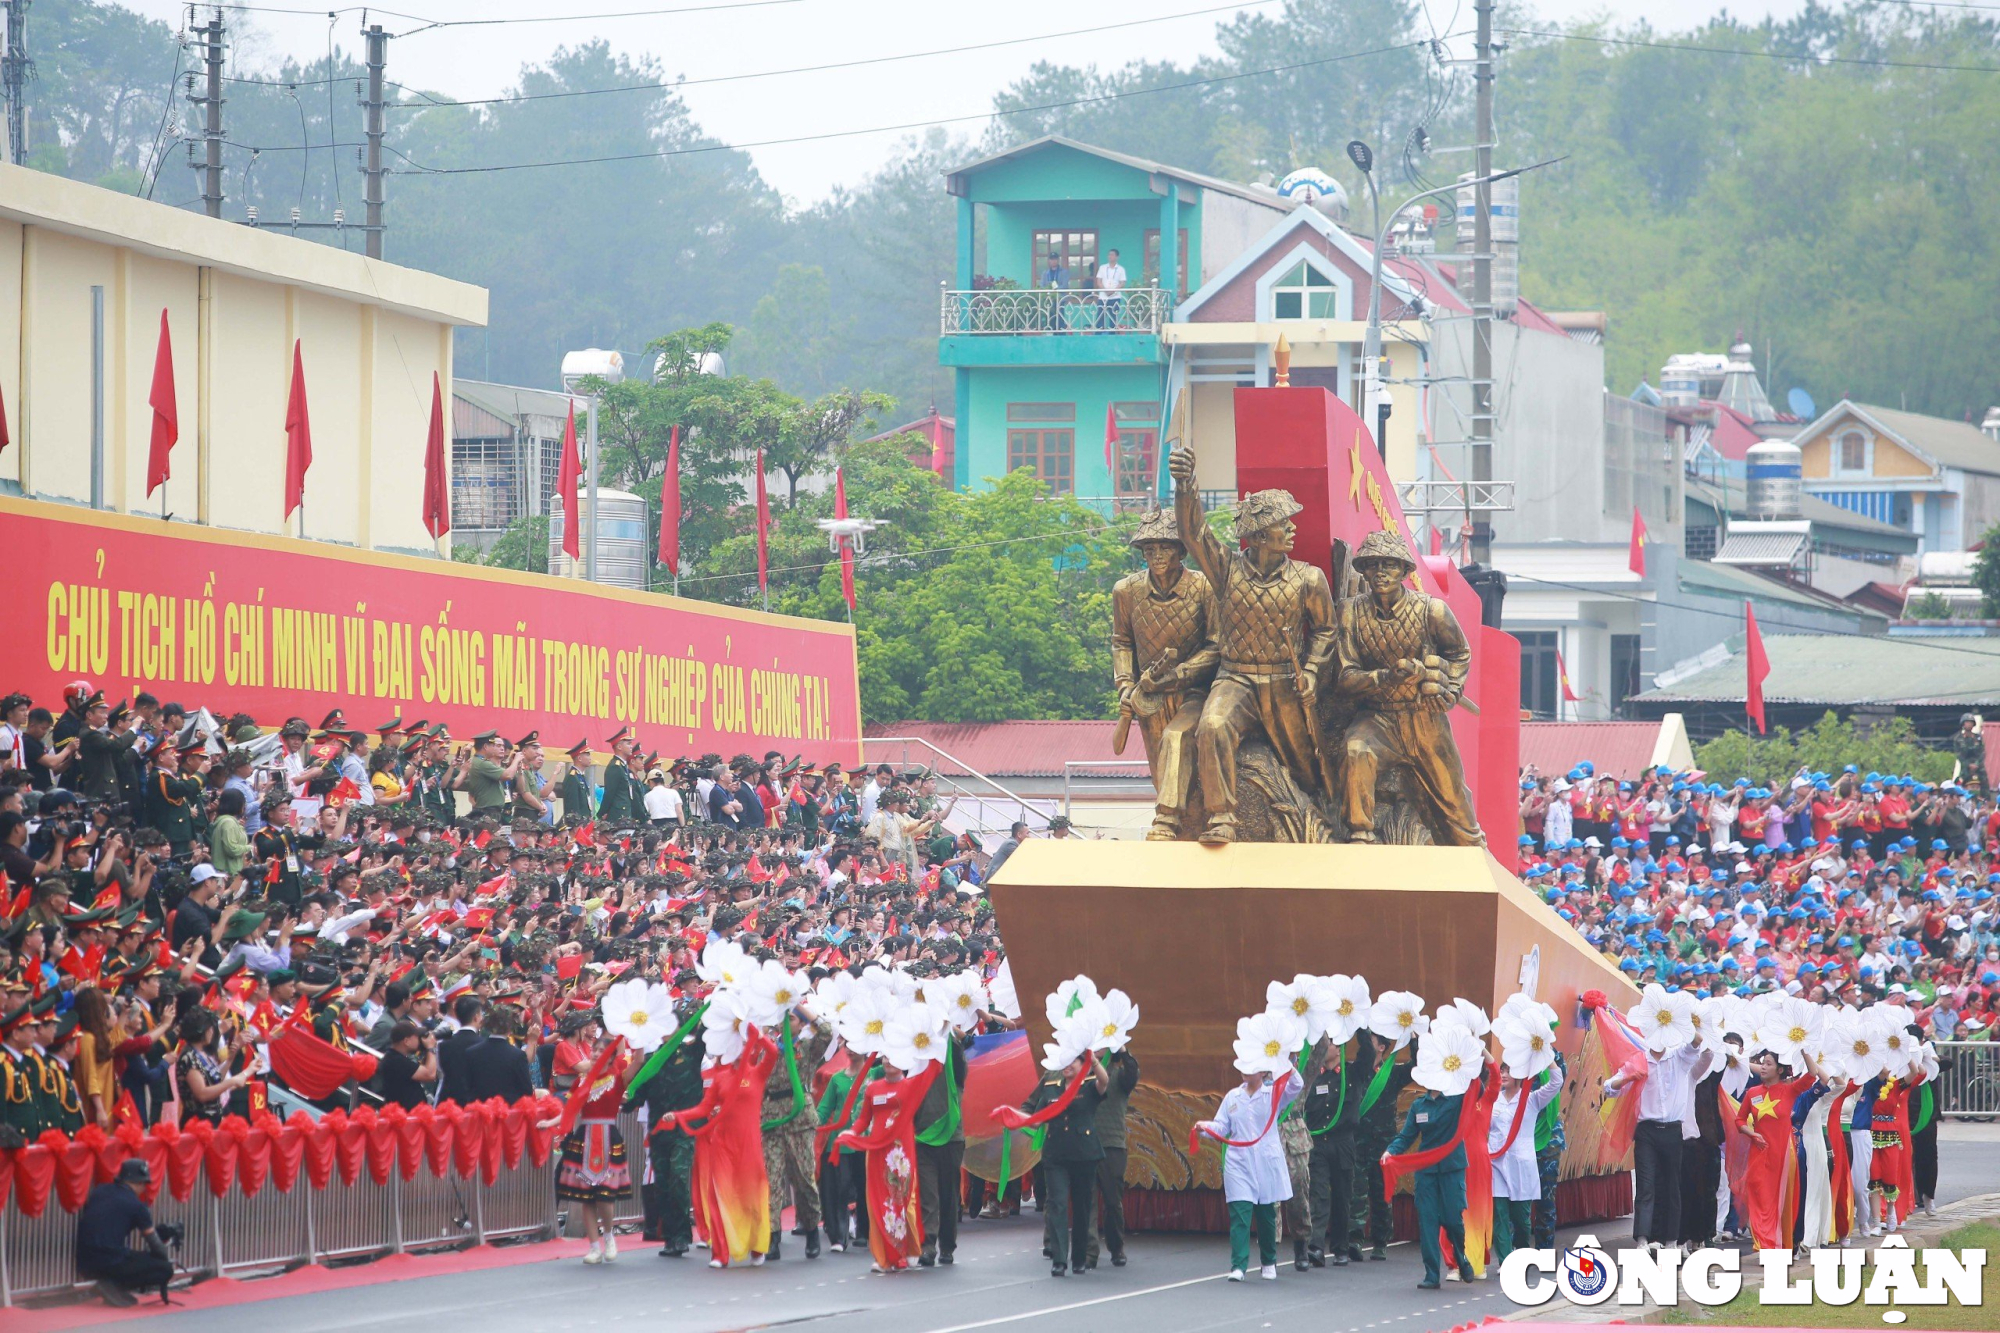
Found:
[1187,1072,1295,1157]
[818,1055,879,1165]
[991,1059,1092,1131]
[1827,1082,1856,1240]
[1381,1087,1477,1202]
[202,1119,240,1199]
[12,1142,56,1218]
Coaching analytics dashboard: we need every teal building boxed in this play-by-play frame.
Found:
[941,137,1289,505]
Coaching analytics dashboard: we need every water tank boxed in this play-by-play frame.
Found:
[1276,167,1349,223]
[547,488,650,590]
[1658,352,1727,409]
[1454,172,1518,316]
[1744,439,1803,520]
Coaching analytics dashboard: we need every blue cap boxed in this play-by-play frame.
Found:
[1984,971,2000,985]
[1721,958,1740,970]
[1799,961,1819,974]
[1518,834,1536,846]
[1619,958,1642,973]
[1757,957,1777,969]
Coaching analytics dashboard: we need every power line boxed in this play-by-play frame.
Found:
[388,36,1441,175]
[379,0,1287,110]
[1498,27,2000,76]
[200,0,807,21]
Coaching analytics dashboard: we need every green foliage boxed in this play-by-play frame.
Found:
[1973,523,2000,617]
[1693,712,1954,787]
[1905,590,1953,620]
[453,514,549,572]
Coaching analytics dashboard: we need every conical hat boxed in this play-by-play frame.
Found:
[1352,528,1417,571]
[1128,509,1184,548]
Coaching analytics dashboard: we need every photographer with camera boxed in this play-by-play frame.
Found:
[377,1020,440,1109]
[76,1157,176,1307]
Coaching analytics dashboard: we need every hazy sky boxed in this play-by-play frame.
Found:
[120,0,1829,203]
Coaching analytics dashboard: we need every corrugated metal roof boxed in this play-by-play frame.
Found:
[1678,558,1880,621]
[1843,402,2000,477]
[453,379,576,432]
[863,720,1128,779]
[1682,476,1917,546]
[1636,633,2000,707]
[1520,722,1663,781]
[1712,528,1808,567]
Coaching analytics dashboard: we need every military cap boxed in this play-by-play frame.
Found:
[1351,527,1418,573]
[1127,508,1185,549]
[515,731,541,749]
[1235,488,1304,537]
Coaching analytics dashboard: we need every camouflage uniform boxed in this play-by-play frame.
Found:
[762,1020,829,1243]
[1280,1115,1314,1257]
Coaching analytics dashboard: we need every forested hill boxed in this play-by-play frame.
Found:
[23,0,2000,423]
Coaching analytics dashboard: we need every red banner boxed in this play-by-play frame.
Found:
[5,496,861,762]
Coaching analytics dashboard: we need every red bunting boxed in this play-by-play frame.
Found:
[202,1120,239,1198]
[302,1117,337,1191]
[13,1142,56,1218]
[991,1058,1093,1131]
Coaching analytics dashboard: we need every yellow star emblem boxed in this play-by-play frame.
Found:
[1750,1094,1780,1123]
[1348,428,1365,509]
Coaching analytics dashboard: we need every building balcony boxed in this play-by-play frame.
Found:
[938,285,1170,368]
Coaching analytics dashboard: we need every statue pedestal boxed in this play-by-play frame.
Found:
[988,839,1634,1093]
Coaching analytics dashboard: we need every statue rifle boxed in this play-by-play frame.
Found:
[1112,646,1177,756]
[1285,635,1342,797]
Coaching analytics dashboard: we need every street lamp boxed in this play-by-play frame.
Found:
[559,348,625,582]
[1358,158,1561,449]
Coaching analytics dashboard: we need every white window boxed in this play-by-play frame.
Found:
[1834,428,1871,475]
[1269,260,1341,319]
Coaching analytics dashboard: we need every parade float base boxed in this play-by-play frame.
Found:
[986,840,1639,1233]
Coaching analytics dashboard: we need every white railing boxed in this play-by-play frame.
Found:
[861,736,1053,835]
[1934,1040,2000,1120]
[940,285,1170,336]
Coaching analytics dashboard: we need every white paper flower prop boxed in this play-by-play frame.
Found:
[1324,974,1373,1043]
[601,979,677,1052]
[988,961,1022,1021]
[1434,997,1492,1040]
[838,986,896,1057]
[1089,988,1140,1052]
[1413,1023,1485,1096]
[1042,1013,1091,1072]
[1268,975,1339,1044]
[882,1002,950,1074]
[1631,983,1696,1054]
[1498,993,1559,1037]
[1493,1012,1557,1079]
[700,989,752,1066]
[1047,975,1102,1029]
[932,970,989,1034]
[1764,996,1824,1063]
[1369,990,1429,1049]
[1233,1010,1298,1077]
[742,961,810,1030]
[1825,1012,1884,1085]
[1875,1017,1915,1078]
[814,969,859,1023]
[695,938,752,990]
[1918,1040,1939,1084]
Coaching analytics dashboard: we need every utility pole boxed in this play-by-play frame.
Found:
[361,23,385,258]
[1470,0,1494,567]
[2,0,31,167]
[193,8,224,218]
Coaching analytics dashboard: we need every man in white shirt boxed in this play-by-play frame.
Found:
[1603,1040,1713,1252]
[1095,248,1127,330]
[860,764,891,826]
[643,770,684,826]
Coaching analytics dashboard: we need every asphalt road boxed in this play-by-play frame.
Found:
[77,1128,2000,1333]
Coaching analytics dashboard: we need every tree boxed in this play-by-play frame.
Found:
[1974,523,2000,617]
[454,514,550,573]
[1693,711,1954,788]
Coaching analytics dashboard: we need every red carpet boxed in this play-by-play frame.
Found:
[7,1236,595,1333]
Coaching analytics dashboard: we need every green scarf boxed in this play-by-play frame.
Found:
[1356,1048,1400,1116]
[914,1038,963,1146]
[760,1015,812,1131]
[621,1001,708,1097]
[1911,1082,1934,1136]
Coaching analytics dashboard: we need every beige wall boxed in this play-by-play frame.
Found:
[1800,418,1935,480]
[1,164,484,555]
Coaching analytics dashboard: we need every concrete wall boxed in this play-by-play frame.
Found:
[1427,315,1617,545]
[0,163,483,555]
[1197,189,1288,286]
[962,364,1166,496]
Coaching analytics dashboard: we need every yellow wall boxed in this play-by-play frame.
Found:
[0,164,484,555]
[1799,417,1935,480]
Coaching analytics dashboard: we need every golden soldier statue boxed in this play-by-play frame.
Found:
[1333,529,1486,846]
[1112,510,1220,840]
[1169,443,1337,845]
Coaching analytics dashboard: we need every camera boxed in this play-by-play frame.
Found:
[153,1222,185,1249]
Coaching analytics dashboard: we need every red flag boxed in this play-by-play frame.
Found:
[283,339,313,519]
[834,465,856,612]
[755,445,770,594]
[1745,600,1770,735]
[658,424,680,575]
[557,400,582,560]
[1557,650,1580,704]
[1103,401,1119,489]
[421,372,450,539]
[146,309,178,498]
[1628,506,1647,577]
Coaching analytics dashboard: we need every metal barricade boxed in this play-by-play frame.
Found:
[612,1110,647,1229]
[1934,1040,2000,1120]
[2,1140,561,1306]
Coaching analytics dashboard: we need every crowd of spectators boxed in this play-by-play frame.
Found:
[1518,758,2000,1044]
[0,679,1054,1140]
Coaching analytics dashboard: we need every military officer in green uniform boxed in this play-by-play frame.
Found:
[1382,1060,1482,1288]
[1348,1031,1414,1261]
[624,991,706,1256]
[0,998,40,1135]
[1953,713,1989,798]
[143,742,210,858]
[76,694,141,804]
[38,1008,85,1134]
[412,726,459,823]
[558,738,597,823]
[595,727,644,825]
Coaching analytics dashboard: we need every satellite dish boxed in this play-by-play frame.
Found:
[1787,387,1816,420]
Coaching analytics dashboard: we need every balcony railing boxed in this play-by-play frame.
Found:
[941,285,1170,336]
